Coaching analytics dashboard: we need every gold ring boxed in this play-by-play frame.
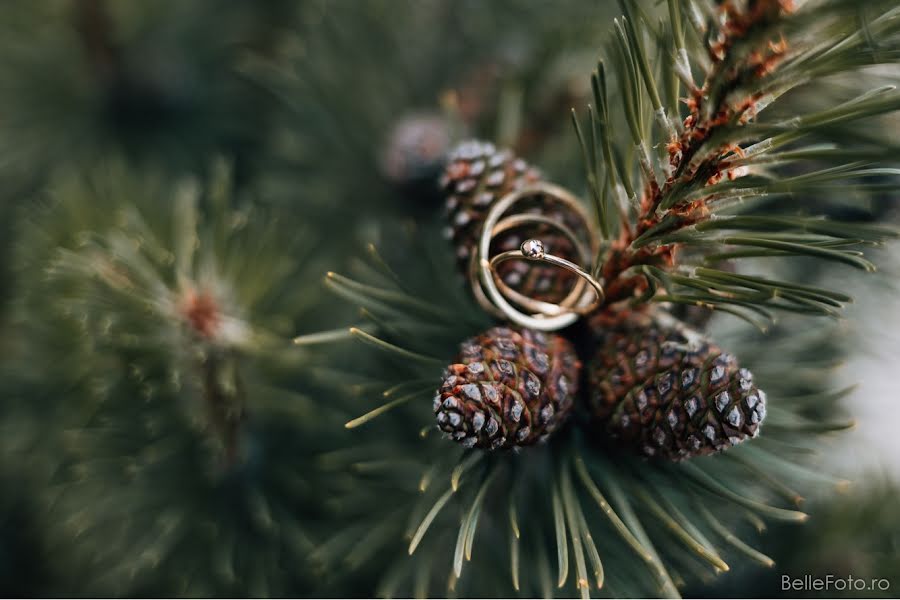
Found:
[489,214,589,315]
[473,182,602,331]
[490,238,604,315]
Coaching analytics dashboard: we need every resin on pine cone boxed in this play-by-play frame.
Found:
[435,326,580,450]
[440,140,588,304]
[588,312,766,460]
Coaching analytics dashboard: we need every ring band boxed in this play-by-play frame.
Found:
[489,213,589,314]
[490,239,604,315]
[473,182,604,331]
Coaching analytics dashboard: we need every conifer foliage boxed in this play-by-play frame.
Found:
[320,0,900,597]
[0,0,898,598]
[6,164,339,596]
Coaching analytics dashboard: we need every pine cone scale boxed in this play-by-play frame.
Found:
[588,313,767,460]
[440,141,589,304]
[435,327,579,450]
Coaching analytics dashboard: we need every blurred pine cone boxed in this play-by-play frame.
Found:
[435,326,580,450]
[380,112,453,202]
[587,311,767,460]
[440,140,586,304]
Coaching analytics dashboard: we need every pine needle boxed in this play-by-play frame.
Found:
[560,475,590,598]
[536,534,555,600]
[574,499,605,591]
[452,516,468,579]
[408,487,454,555]
[552,481,569,589]
[510,530,521,591]
[601,466,680,598]
[382,379,437,397]
[323,274,410,321]
[573,457,654,563]
[344,511,405,569]
[348,327,444,365]
[344,390,421,429]
[451,451,483,492]
[327,271,456,321]
[365,243,409,293]
[453,470,497,576]
[739,444,851,489]
[744,510,767,533]
[292,328,355,345]
[509,496,521,539]
[697,504,774,568]
[464,470,497,561]
[418,461,441,493]
[562,464,603,592]
[413,545,434,599]
[723,453,805,507]
[679,462,808,522]
[633,486,729,572]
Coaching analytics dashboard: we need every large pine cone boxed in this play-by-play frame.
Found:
[435,326,580,450]
[440,140,587,304]
[587,312,766,460]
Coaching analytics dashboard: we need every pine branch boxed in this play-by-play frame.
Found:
[573,0,900,320]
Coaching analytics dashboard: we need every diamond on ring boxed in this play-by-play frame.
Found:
[521,239,545,260]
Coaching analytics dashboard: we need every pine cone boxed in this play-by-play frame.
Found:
[380,112,453,201]
[587,311,766,460]
[440,140,586,304]
[434,326,580,450]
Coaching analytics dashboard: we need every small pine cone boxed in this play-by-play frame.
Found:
[379,113,453,200]
[434,326,580,450]
[587,312,766,461]
[440,140,586,304]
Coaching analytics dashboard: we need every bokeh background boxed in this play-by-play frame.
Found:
[0,0,897,597]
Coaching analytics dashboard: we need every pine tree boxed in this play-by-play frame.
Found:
[0,0,898,598]
[3,161,354,595]
[309,1,900,597]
